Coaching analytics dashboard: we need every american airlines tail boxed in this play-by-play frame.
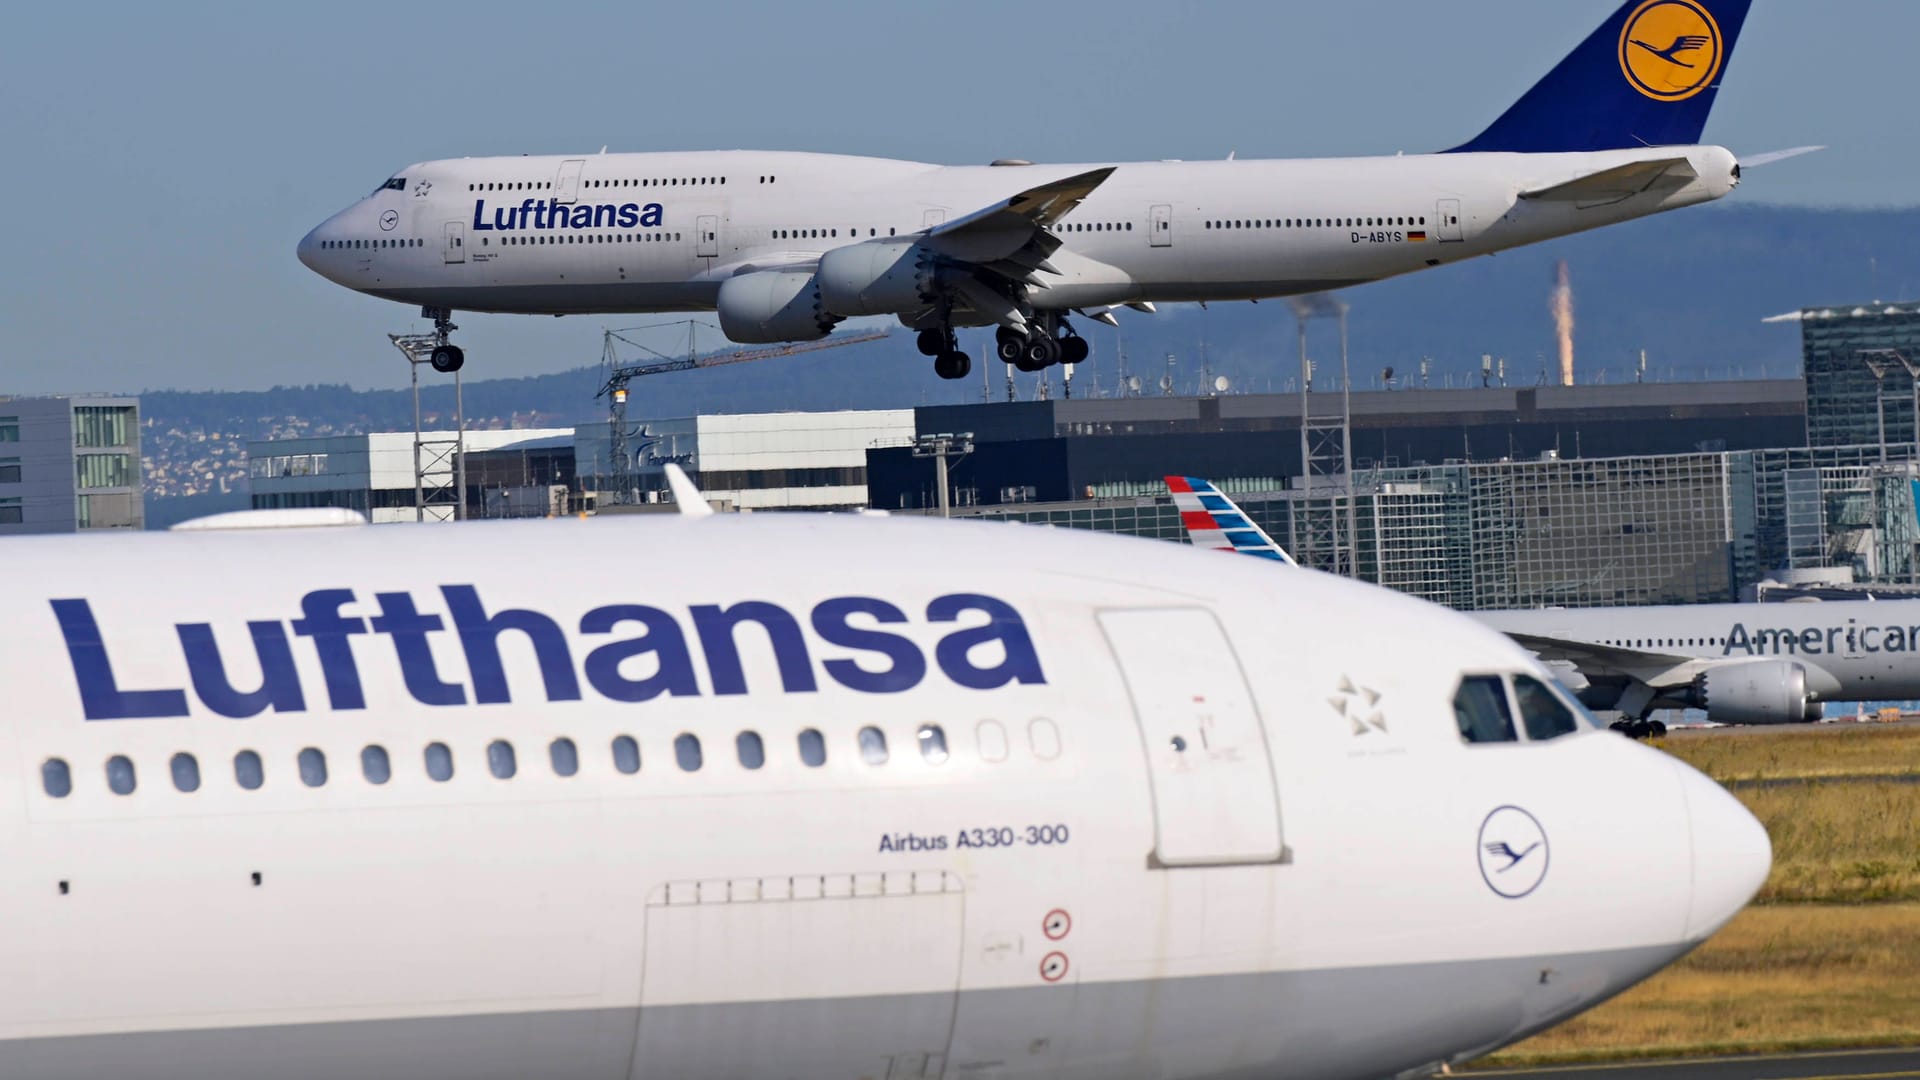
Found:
[1450,0,1753,153]
[1166,476,1295,565]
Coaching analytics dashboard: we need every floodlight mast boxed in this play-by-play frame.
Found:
[594,324,891,505]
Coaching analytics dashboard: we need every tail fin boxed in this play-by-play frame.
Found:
[1165,477,1296,566]
[1448,0,1752,154]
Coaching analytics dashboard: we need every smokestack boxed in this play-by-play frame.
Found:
[1551,260,1575,386]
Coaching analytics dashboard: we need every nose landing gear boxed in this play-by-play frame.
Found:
[423,307,464,372]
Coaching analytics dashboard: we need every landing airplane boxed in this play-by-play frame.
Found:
[1167,476,1920,733]
[299,0,1800,382]
[0,480,1768,1079]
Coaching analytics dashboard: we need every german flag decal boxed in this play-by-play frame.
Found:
[1408,231,1428,242]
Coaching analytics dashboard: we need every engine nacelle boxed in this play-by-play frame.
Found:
[715,271,839,344]
[1693,660,1809,725]
[817,240,939,317]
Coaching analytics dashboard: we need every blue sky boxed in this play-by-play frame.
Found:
[0,0,1903,395]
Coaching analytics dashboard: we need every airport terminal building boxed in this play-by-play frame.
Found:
[0,395,143,535]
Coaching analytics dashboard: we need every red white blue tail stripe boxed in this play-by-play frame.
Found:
[1165,476,1296,565]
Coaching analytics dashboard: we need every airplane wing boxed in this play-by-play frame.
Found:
[1499,631,1687,677]
[1518,157,1697,206]
[919,167,1115,296]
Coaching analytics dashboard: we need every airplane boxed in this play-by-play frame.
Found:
[298,0,1806,383]
[1167,475,1920,735]
[0,472,1770,1078]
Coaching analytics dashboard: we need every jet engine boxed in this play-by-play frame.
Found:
[1692,660,1810,725]
[716,271,839,344]
[817,240,940,317]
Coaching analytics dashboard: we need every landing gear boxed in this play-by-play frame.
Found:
[934,351,972,380]
[997,316,1086,371]
[423,306,464,373]
[923,322,970,380]
[1609,717,1667,740]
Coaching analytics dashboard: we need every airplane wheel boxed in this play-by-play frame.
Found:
[917,329,944,357]
[429,345,465,373]
[1024,336,1062,369]
[1647,720,1668,738]
[934,351,972,380]
[1060,336,1090,365]
[995,328,1027,364]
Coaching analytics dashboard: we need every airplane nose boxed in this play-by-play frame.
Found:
[297,226,320,272]
[1676,761,1771,941]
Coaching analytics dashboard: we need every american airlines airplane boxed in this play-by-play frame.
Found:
[0,481,1770,1079]
[1168,476,1920,733]
[298,0,1794,382]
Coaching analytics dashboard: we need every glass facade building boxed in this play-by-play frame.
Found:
[1800,303,1920,450]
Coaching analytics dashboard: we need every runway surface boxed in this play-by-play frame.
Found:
[1473,1046,1920,1080]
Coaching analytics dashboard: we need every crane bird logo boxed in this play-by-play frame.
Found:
[1618,0,1724,102]
[1478,807,1551,898]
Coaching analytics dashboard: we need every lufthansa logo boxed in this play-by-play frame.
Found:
[379,209,399,231]
[1478,806,1549,899]
[1618,0,1724,102]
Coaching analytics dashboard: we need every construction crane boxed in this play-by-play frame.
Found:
[595,321,891,506]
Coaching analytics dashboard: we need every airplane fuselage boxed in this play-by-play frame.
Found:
[297,146,1739,321]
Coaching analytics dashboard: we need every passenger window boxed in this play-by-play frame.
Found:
[918,724,950,765]
[42,758,72,798]
[976,719,1010,763]
[675,733,703,772]
[797,728,827,767]
[551,737,580,777]
[612,735,641,775]
[858,725,889,765]
[1028,717,1062,760]
[298,748,328,787]
[361,745,392,785]
[107,754,136,795]
[234,750,264,790]
[737,731,766,770]
[425,742,454,782]
[1454,676,1519,744]
[1513,675,1581,741]
[171,752,201,793]
[488,740,517,779]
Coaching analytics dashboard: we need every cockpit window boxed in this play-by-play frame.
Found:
[1454,675,1518,744]
[1513,675,1581,741]
[374,177,406,195]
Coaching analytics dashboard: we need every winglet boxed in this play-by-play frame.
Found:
[663,463,714,517]
[1166,476,1296,566]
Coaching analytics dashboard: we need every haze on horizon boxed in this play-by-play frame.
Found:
[0,0,1904,396]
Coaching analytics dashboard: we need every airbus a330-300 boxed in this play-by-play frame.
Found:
[299,0,1806,382]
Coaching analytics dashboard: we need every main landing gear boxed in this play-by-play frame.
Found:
[917,326,972,381]
[996,317,1089,373]
[423,306,464,373]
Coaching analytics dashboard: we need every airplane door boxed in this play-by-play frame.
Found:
[442,221,465,264]
[632,872,964,1080]
[1150,204,1173,247]
[1436,198,1464,242]
[696,214,719,258]
[1099,608,1285,866]
[555,159,586,204]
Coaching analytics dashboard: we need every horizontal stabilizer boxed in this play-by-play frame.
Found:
[1519,156,1696,205]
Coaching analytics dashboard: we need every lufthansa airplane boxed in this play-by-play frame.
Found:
[0,481,1769,1079]
[298,0,1792,381]
[1168,476,1920,732]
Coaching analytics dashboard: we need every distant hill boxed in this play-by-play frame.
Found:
[138,204,1918,521]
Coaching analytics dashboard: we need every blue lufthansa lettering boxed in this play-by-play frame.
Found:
[289,588,369,710]
[928,593,1048,690]
[51,598,190,721]
[470,199,663,232]
[691,601,818,696]
[811,596,927,694]
[368,592,466,707]
[176,620,306,719]
[443,584,581,705]
[579,603,701,702]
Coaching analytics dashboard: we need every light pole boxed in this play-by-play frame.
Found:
[912,432,974,518]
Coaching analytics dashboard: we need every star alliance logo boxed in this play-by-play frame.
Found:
[1328,676,1386,736]
[412,180,433,198]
